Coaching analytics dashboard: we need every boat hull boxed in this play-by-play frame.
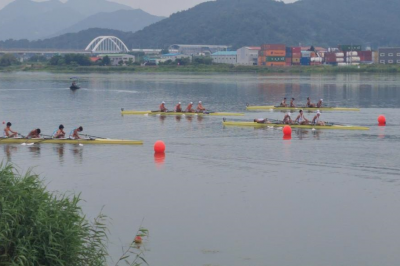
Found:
[222,121,369,130]
[121,110,244,116]
[246,106,360,111]
[0,138,143,145]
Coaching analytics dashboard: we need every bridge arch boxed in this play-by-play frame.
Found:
[85,36,129,53]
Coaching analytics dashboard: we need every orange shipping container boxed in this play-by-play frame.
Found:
[292,58,301,63]
[261,44,286,50]
[266,62,286,67]
[264,50,286,56]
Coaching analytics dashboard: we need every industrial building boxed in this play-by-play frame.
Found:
[168,44,228,56]
[211,51,237,64]
[236,47,260,65]
[378,48,400,64]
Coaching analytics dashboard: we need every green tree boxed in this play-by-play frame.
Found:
[176,57,190,66]
[118,60,124,66]
[0,54,19,66]
[102,56,111,66]
[49,55,62,65]
[28,55,47,62]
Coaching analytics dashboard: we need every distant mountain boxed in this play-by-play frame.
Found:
[50,9,165,38]
[2,0,400,49]
[63,0,132,17]
[0,0,133,40]
[122,0,400,49]
[0,28,130,50]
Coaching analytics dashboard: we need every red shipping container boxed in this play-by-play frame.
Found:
[286,63,292,66]
[292,53,301,58]
[261,44,286,51]
[285,58,292,63]
[291,47,301,53]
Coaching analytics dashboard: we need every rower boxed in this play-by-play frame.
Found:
[175,102,182,112]
[27,129,41,138]
[306,97,316,108]
[312,110,325,126]
[283,112,292,124]
[69,126,83,139]
[4,122,18,138]
[159,101,168,112]
[53,124,66,138]
[185,102,195,112]
[280,97,288,107]
[253,118,271,124]
[197,101,206,112]
[317,99,323,108]
[290,98,296,107]
[295,109,309,125]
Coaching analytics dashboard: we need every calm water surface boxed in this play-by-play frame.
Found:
[0,72,400,266]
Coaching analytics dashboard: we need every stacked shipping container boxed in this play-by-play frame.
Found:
[291,47,301,65]
[258,44,286,66]
[285,47,292,66]
[255,43,373,66]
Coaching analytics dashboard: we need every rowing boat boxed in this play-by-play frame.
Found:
[222,121,369,130]
[121,110,244,116]
[0,138,143,145]
[246,105,360,111]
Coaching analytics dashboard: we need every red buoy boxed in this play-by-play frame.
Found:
[283,135,292,140]
[283,125,292,136]
[378,115,386,126]
[154,140,166,153]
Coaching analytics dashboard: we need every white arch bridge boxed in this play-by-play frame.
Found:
[85,36,129,54]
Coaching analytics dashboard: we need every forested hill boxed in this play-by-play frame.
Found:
[125,0,400,49]
[1,0,400,49]
[0,29,130,50]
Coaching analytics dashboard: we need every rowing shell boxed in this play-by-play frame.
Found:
[0,138,143,145]
[121,110,244,116]
[222,121,369,130]
[246,105,360,111]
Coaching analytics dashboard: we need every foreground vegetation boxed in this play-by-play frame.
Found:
[0,164,148,266]
[2,62,400,74]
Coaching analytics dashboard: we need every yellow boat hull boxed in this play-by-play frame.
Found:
[121,110,244,116]
[0,138,143,145]
[246,106,360,111]
[222,121,369,130]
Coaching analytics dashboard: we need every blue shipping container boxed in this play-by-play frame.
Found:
[300,57,310,65]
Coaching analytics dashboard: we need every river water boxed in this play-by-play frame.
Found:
[0,72,399,266]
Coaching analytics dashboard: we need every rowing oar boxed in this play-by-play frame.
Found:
[81,134,107,140]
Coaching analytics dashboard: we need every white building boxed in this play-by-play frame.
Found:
[236,47,260,65]
[211,51,237,64]
[98,54,135,65]
[169,44,228,56]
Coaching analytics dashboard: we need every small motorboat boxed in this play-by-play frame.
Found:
[70,83,80,90]
[70,77,80,90]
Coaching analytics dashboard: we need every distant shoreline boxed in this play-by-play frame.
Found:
[1,64,400,74]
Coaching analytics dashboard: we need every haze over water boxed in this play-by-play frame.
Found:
[0,72,399,266]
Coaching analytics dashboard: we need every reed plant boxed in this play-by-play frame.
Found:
[0,164,148,266]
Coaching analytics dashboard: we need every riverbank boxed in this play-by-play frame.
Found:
[1,63,400,74]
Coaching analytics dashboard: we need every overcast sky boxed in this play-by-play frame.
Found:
[0,0,297,16]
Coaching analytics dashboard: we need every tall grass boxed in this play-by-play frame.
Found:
[0,164,109,265]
